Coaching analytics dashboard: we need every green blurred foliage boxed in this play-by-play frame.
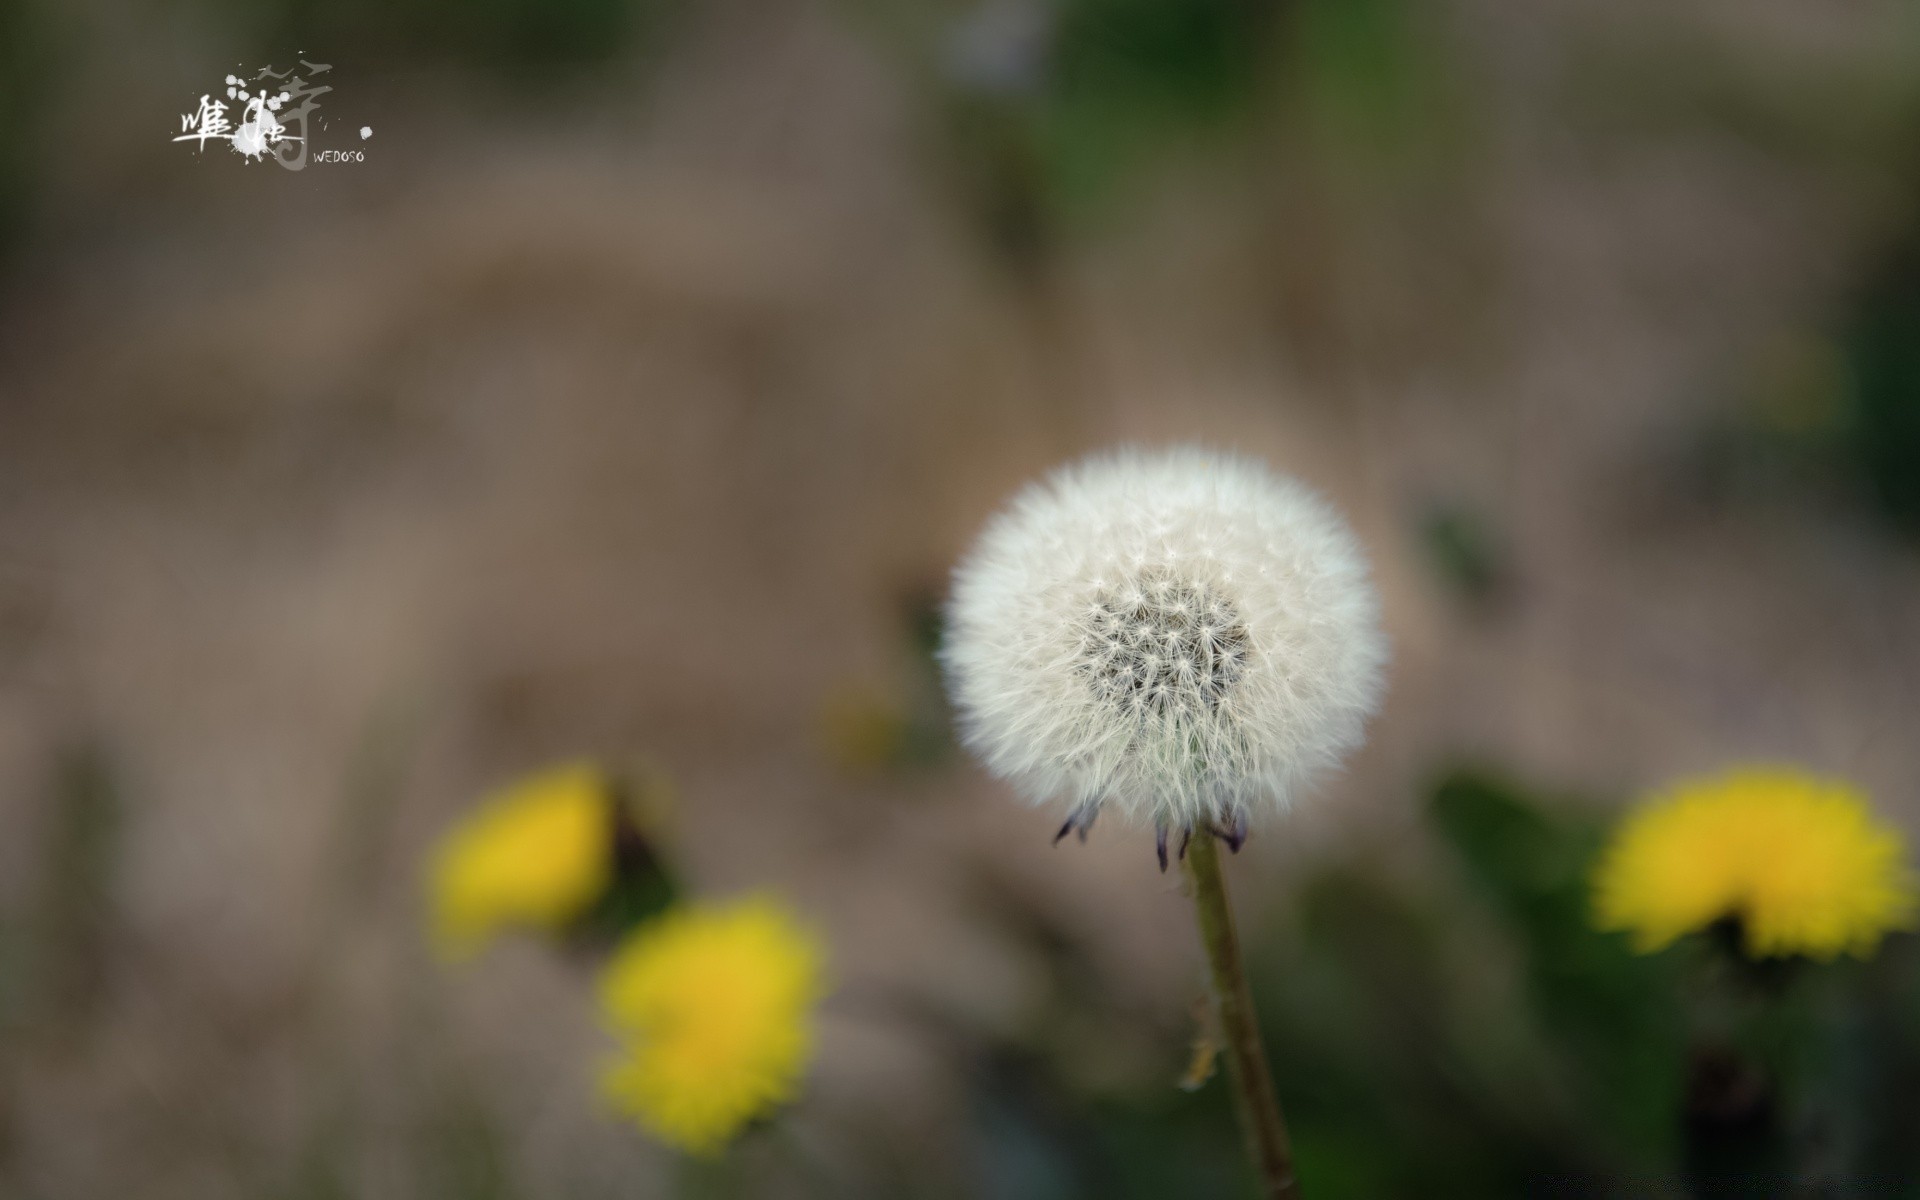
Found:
[1557,21,1920,545]
[1840,239,1920,539]
[934,857,1253,1199]
[922,770,1660,1197]
[1285,0,1453,166]
[893,0,1464,274]
[1417,503,1510,612]
[574,770,682,946]
[0,743,120,1185]
[221,0,673,83]
[1841,937,1920,1190]
[1432,771,1689,1166]
[927,767,1920,1198]
[0,0,61,263]
[31,742,123,1029]
[901,588,962,764]
[921,0,1285,271]
[1261,868,1589,1199]
[1032,0,1281,210]
[1692,223,1920,544]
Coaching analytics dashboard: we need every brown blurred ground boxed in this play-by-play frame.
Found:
[2,1,1920,1196]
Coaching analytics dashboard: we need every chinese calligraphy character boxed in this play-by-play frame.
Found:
[173,94,231,150]
[256,61,333,171]
[172,63,336,171]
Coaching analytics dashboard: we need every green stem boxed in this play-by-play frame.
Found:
[1185,831,1301,1200]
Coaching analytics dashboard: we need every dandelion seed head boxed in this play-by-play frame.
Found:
[943,446,1388,830]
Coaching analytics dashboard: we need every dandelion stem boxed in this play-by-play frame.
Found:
[1184,831,1300,1200]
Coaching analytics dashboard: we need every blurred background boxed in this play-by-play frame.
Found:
[3,0,1920,1196]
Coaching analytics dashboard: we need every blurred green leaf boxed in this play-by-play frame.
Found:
[920,0,1282,257]
[1086,1085,1248,1199]
[1841,242,1920,539]
[32,741,122,1028]
[1431,769,1687,1164]
[1417,504,1509,611]
[223,0,673,82]
[1272,870,1581,1198]
[1843,938,1920,1193]
[574,774,681,945]
[1289,0,1420,141]
[0,0,61,267]
[1028,0,1279,206]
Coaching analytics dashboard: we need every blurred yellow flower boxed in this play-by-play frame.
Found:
[429,762,612,960]
[599,897,823,1155]
[1593,767,1917,959]
[817,681,910,774]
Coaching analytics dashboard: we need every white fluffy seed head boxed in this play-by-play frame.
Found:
[942,446,1387,830]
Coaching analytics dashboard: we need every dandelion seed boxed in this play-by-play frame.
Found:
[942,446,1387,844]
[1593,766,1919,960]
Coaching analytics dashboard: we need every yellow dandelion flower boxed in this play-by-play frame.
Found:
[598,897,824,1156]
[429,762,612,961]
[1594,767,1918,960]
